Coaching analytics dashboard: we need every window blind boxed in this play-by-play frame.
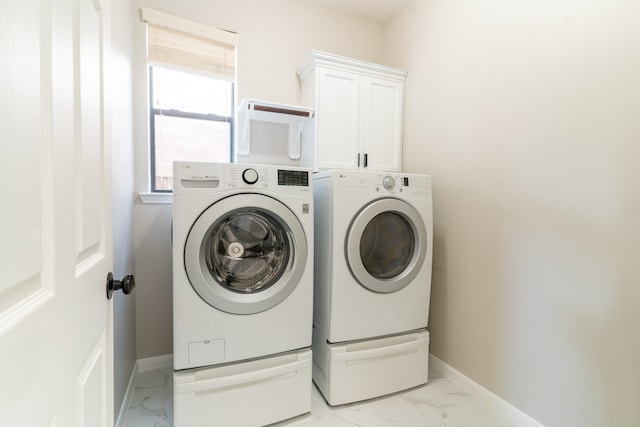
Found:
[140,7,237,81]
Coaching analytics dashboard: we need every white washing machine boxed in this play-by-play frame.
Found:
[312,169,433,405]
[172,161,314,426]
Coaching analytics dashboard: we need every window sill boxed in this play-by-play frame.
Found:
[138,192,173,204]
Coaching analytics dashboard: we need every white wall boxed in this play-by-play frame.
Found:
[386,1,640,426]
[129,0,387,359]
[110,0,137,418]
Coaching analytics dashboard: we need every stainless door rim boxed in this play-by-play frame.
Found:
[184,193,308,314]
[345,198,427,293]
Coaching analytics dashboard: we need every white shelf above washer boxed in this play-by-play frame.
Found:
[236,99,314,160]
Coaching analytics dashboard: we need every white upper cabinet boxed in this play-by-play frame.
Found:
[297,51,407,172]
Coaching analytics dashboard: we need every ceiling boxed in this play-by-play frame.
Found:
[297,0,412,24]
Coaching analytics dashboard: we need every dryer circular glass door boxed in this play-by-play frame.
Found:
[346,198,427,293]
[184,194,307,314]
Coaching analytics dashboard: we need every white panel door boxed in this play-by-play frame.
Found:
[0,0,114,426]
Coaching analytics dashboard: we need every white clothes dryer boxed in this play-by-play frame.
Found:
[312,169,433,405]
[313,169,433,343]
[172,162,314,370]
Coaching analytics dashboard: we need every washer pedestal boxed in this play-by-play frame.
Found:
[174,349,312,426]
[312,329,429,406]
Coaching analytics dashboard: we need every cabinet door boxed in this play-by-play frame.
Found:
[363,77,403,172]
[316,68,361,170]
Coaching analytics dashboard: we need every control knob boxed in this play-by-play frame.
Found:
[382,176,396,190]
[242,168,259,184]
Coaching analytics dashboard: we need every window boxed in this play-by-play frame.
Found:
[150,66,233,191]
[141,8,237,192]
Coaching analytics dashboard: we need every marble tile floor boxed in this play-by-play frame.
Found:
[121,366,517,427]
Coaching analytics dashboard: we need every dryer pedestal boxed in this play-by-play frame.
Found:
[312,328,429,406]
[174,349,312,426]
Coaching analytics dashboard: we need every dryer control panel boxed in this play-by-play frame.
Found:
[392,174,431,198]
[319,170,431,198]
[376,173,431,198]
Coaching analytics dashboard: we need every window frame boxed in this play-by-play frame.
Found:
[139,7,238,197]
[148,65,235,193]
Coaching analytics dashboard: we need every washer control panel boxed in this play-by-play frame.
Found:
[227,165,311,193]
[173,162,312,195]
[242,168,259,184]
[277,169,309,187]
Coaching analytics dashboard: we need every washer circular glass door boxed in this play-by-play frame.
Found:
[184,194,307,314]
[346,198,427,293]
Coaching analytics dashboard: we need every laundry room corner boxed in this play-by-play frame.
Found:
[110,0,139,422]
[132,202,174,359]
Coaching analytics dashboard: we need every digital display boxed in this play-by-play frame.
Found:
[403,177,409,186]
[278,169,309,186]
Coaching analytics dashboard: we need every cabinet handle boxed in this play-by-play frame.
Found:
[357,153,361,167]
[364,153,368,168]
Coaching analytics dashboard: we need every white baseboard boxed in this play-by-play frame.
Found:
[115,354,173,427]
[137,353,173,372]
[115,363,138,427]
[429,354,545,427]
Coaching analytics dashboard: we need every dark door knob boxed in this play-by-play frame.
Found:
[106,272,135,299]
